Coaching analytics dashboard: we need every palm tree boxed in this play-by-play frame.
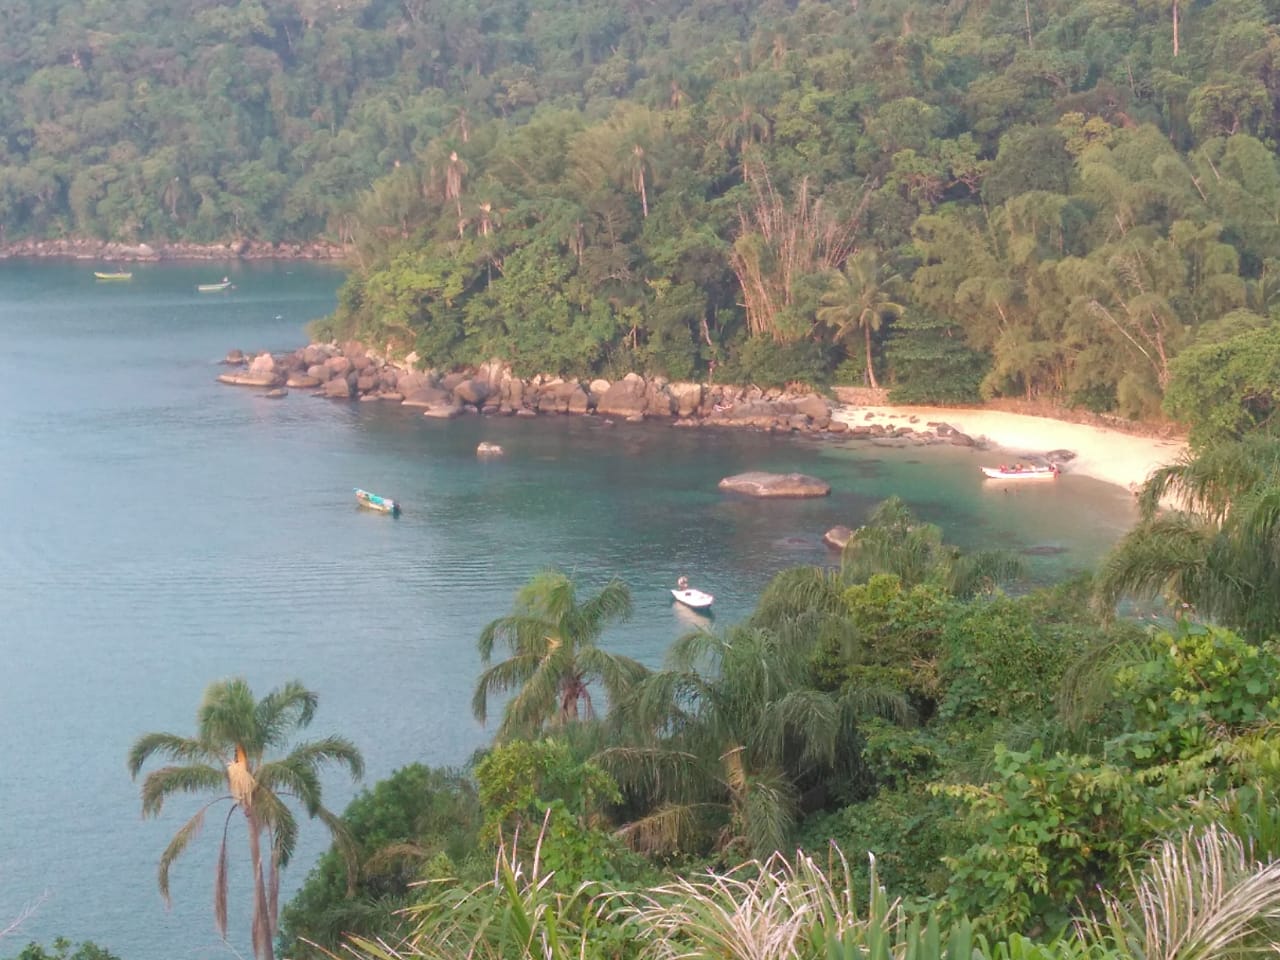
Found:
[128,678,364,960]
[841,497,1024,598]
[816,248,905,390]
[473,570,646,742]
[603,623,910,860]
[1095,434,1280,639]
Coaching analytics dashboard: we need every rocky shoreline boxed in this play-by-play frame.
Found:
[0,237,347,261]
[216,340,990,449]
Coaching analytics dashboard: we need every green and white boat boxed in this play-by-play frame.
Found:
[355,488,400,515]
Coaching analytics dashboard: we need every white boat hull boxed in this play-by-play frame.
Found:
[981,466,1058,480]
[672,588,714,609]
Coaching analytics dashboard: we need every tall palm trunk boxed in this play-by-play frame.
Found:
[246,811,275,960]
[864,320,879,390]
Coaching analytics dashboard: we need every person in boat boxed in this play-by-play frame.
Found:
[677,576,689,591]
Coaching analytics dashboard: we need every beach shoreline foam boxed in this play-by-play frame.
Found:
[830,403,1187,493]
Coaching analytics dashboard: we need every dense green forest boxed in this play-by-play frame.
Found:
[6,0,1280,418]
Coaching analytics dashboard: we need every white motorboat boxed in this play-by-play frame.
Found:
[980,464,1059,480]
[672,576,713,609]
[672,587,714,610]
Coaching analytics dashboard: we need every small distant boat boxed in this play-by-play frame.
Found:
[197,279,233,292]
[671,576,714,610]
[981,464,1059,481]
[354,488,400,515]
[94,271,133,280]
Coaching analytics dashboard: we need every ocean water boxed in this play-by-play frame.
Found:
[0,260,1139,960]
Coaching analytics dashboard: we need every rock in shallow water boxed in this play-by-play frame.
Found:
[718,471,831,498]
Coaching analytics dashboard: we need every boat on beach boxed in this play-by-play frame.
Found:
[981,464,1059,480]
[671,576,714,610]
[94,271,133,280]
[354,488,400,515]
[197,279,233,292]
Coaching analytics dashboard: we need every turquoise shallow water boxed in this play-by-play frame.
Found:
[0,261,1138,959]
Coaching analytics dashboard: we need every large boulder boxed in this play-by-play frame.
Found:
[718,472,831,498]
[217,371,277,387]
[307,364,332,382]
[477,442,505,457]
[500,377,527,412]
[248,352,278,378]
[325,355,352,377]
[396,371,431,396]
[302,344,329,366]
[644,380,675,417]
[440,371,469,392]
[669,382,703,417]
[323,376,353,399]
[792,394,831,420]
[401,386,452,408]
[566,384,590,414]
[597,373,647,417]
[422,402,462,419]
[286,374,321,388]
[455,378,490,407]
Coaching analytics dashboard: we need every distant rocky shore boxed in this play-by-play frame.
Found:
[0,237,346,261]
[216,340,988,447]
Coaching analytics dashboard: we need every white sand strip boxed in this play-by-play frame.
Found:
[831,404,1187,493]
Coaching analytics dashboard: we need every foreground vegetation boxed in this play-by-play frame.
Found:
[256,460,1280,960]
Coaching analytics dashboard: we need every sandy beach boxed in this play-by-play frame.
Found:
[831,404,1188,493]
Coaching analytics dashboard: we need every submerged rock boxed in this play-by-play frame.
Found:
[718,472,831,498]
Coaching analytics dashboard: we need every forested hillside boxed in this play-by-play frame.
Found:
[6,0,1280,418]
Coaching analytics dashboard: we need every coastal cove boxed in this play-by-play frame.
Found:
[0,261,1142,960]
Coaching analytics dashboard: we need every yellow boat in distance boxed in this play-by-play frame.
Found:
[93,271,133,280]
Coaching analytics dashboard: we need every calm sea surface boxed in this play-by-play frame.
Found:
[0,260,1138,959]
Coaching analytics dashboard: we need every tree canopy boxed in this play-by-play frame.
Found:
[7,0,1280,412]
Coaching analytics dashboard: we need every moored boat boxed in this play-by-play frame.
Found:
[980,464,1059,480]
[354,488,400,515]
[197,279,233,292]
[94,271,133,280]
[671,576,713,609]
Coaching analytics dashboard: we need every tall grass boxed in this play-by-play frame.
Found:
[330,825,1280,960]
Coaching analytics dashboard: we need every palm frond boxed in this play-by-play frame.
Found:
[128,733,212,776]
[751,566,847,631]
[316,804,361,895]
[575,578,634,635]
[472,651,543,726]
[575,646,649,701]
[1094,514,1214,615]
[594,744,707,800]
[257,756,322,815]
[279,735,365,784]
[495,658,565,740]
[139,764,227,817]
[256,680,319,747]
[157,803,217,905]
[615,802,720,856]
[739,766,799,859]
[214,819,230,937]
[1082,825,1280,960]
